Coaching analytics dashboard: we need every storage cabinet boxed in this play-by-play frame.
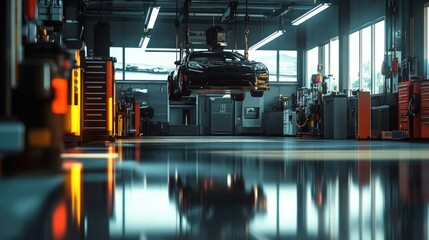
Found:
[420,81,429,138]
[398,81,421,139]
[398,81,411,137]
[82,57,115,140]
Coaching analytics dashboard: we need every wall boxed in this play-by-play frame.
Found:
[350,0,386,31]
[305,6,340,49]
[301,0,386,92]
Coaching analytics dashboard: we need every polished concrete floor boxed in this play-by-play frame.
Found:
[1,136,429,240]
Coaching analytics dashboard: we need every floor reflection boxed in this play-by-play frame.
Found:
[1,137,429,239]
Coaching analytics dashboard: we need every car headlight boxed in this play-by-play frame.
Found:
[253,63,268,72]
[188,61,205,70]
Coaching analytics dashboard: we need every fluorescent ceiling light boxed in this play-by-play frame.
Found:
[139,35,151,50]
[292,3,331,26]
[146,6,160,30]
[249,30,284,50]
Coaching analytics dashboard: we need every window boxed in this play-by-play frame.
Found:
[245,50,297,83]
[361,26,372,92]
[110,47,123,80]
[306,47,319,87]
[118,48,297,83]
[330,38,339,92]
[248,50,278,81]
[324,44,330,78]
[349,31,360,90]
[279,51,297,82]
[373,21,385,94]
[348,20,385,94]
[124,48,177,80]
[321,38,339,93]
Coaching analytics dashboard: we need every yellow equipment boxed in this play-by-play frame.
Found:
[65,50,82,142]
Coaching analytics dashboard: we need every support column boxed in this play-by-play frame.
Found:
[338,0,350,91]
[0,0,19,117]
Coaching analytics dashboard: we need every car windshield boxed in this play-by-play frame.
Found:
[189,52,245,63]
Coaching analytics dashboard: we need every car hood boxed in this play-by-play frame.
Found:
[203,61,255,68]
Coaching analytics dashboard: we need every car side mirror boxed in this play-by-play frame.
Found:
[174,60,181,65]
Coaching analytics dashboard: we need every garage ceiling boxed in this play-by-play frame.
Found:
[83,0,328,22]
[82,0,336,49]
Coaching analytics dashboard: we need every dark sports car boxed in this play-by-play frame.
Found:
[168,51,269,101]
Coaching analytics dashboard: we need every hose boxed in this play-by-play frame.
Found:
[296,111,309,128]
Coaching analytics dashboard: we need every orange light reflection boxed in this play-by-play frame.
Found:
[107,145,116,216]
[63,160,83,227]
[51,199,67,240]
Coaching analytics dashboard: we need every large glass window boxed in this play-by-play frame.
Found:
[330,38,339,92]
[279,51,297,82]
[119,48,297,83]
[306,47,319,87]
[361,26,372,92]
[323,44,330,77]
[348,20,385,94]
[349,31,360,90]
[110,47,123,80]
[124,48,177,80]
[373,21,385,94]
[248,50,278,80]
[321,38,339,93]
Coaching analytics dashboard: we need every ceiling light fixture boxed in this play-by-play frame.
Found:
[139,35,151,51]
[249,30,285,50]
[291,3,331,26]
[146,6,160,30]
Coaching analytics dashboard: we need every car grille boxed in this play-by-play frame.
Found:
[209,65,253,73]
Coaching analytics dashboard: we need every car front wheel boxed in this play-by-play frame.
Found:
[250,90,264,97]
[179,73,192,96]
[168,78,182,101]
[231,93,245,101]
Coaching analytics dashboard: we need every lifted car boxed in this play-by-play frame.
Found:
[168,51,269,101]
